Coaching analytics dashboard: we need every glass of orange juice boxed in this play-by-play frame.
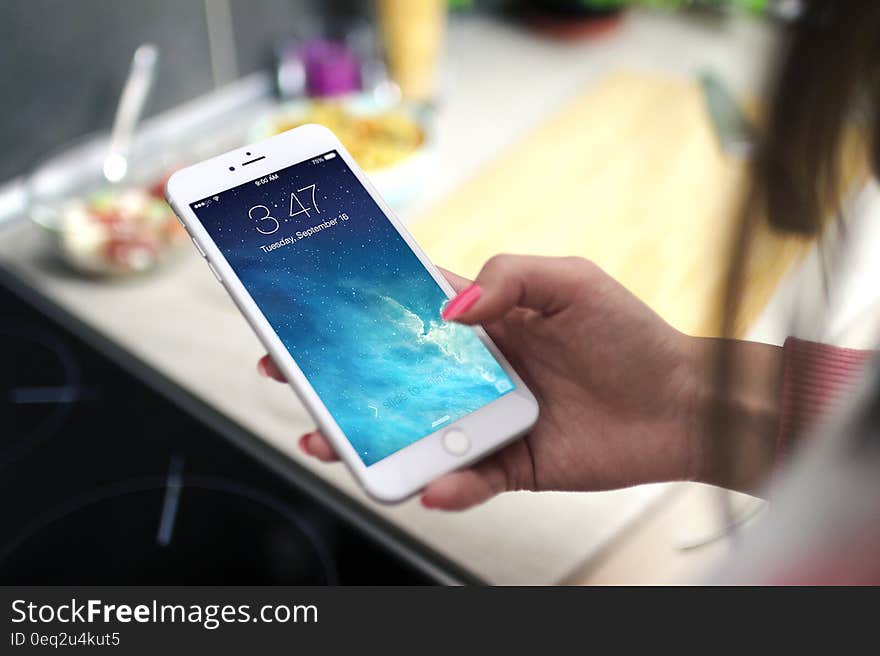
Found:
[375,0,446,103]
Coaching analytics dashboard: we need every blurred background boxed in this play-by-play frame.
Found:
[2,0,843,585]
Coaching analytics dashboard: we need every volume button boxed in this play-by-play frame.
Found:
[207,261,223,283]
[191,236,207,258]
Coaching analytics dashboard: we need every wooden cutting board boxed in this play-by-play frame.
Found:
[411,71,814,338]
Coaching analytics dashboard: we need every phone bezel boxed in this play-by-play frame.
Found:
[166,124,539,503]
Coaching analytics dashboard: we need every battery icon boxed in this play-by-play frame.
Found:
[323,152,337,160]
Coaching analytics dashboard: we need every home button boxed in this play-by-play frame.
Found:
[443,429,470,456]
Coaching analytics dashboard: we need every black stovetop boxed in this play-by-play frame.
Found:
[0,283,432,585]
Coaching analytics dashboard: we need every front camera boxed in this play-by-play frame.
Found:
[229,166,235,171]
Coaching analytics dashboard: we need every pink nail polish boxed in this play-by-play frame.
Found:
[420,496,433,508]
[257,359,268,377]
[298,433,311,454]
[441,284,482,321]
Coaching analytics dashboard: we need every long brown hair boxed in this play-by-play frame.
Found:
[756,1,880,236]
[712,1,880,487]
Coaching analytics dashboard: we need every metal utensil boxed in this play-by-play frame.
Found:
[103,43,159,183]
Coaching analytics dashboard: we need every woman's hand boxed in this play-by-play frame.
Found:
[258,254,738,510]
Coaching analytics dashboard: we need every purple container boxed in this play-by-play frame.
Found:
[299,39,361,98]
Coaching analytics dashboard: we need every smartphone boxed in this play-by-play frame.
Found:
[165,124,538,502]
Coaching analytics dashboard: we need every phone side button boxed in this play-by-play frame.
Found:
[442,429,470,456]
[207,261,223,283]
[168,201,185,226]
[191,235,207,258]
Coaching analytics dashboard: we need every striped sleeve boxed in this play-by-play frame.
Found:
[775,337,872,465]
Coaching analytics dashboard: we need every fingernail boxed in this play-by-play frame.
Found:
[298,433,312,454]
[420,495,434,509]
[441,284,482,321]
[257,359,268,377]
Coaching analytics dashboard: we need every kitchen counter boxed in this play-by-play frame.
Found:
[7,9,868,584]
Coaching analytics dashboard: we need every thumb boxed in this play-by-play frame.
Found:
[441,254,595,325]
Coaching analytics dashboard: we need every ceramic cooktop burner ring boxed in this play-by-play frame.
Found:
[0,474,340,585]
[0,321,83,470]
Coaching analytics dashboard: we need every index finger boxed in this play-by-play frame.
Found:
[444,254,596,325]
[437,266,472,293]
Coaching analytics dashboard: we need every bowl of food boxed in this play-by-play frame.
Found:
[252,96,434,209]
[27,135,188,277]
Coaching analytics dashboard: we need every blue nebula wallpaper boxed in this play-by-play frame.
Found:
[191,151,514,465]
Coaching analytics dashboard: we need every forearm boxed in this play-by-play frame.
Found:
[686,337,784,494]
[685,336,872,495]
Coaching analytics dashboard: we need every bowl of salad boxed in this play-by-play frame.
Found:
[27,135,188,277]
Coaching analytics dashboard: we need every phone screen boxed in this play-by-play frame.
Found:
[190,151,514,466]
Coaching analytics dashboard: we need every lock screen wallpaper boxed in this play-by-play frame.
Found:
[191,151,514,465]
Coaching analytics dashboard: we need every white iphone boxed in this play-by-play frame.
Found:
[165,124,538,503]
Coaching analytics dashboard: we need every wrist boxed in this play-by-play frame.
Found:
[682,337,784,493]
